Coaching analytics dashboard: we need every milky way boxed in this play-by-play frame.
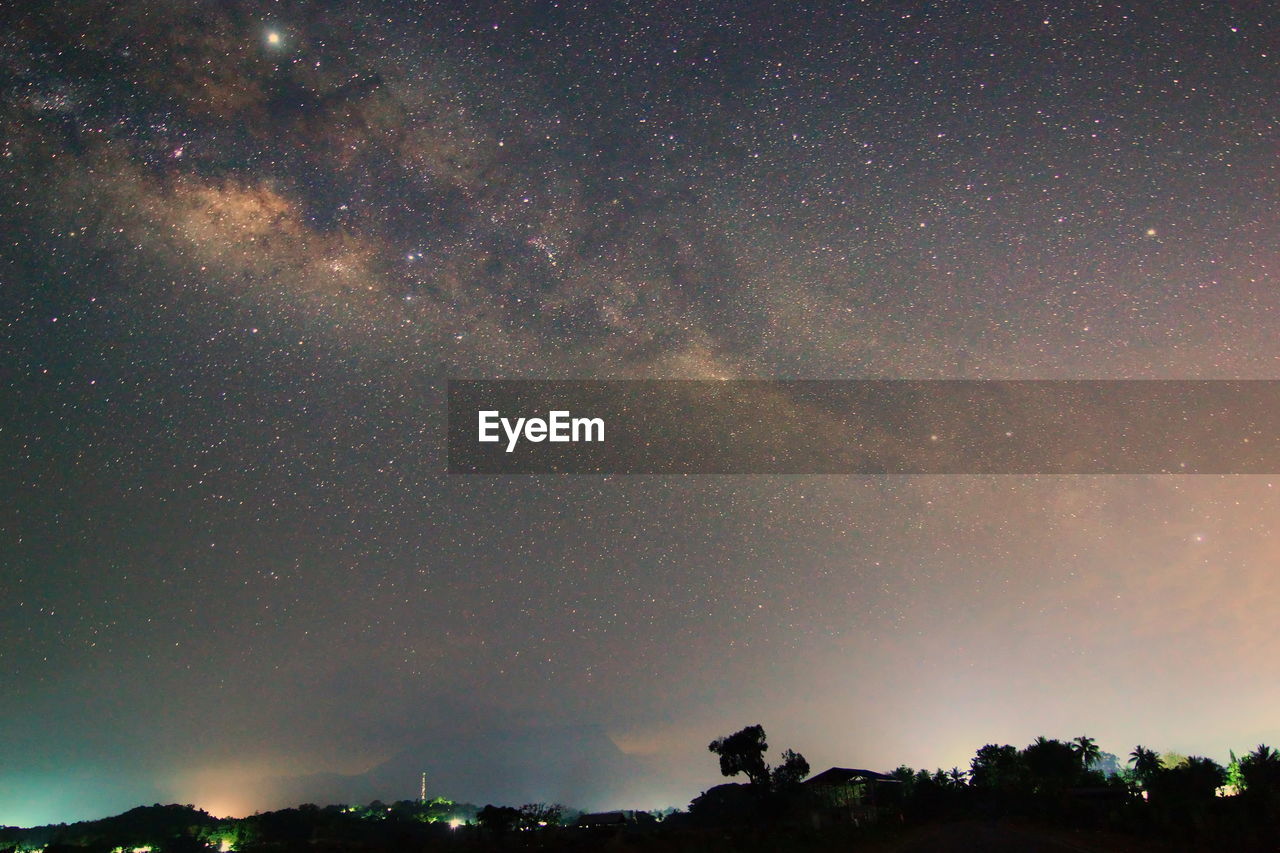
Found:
[2,0,1279,824]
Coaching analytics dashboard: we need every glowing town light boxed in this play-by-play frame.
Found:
[448,818,462,829]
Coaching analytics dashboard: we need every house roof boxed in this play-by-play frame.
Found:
[804,767,900,787]
[576,811,629,826]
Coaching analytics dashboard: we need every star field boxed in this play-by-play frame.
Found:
[2,0,1279,824]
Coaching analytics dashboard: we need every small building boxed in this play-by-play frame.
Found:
[575,811,628,828]
[575,810,655,829]
[802,767,903,827]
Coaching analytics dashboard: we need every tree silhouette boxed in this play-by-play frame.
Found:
[1022,737,1079,793]
[970,743,1025,792]
[707,724,809,790]
[708,724,771,786]
[1238,744,1280,797]
[1186,756,1227,791]
[1158,756,1226,804]
[1071,735,1101,770]
[890,766,916,785]
[772,749,810,789]
[476,805,520,833]
[1129,745,1162,787]
[517,803,563,829]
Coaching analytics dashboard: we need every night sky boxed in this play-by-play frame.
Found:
[3,0,1279,826]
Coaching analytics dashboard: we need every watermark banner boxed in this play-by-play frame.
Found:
[447,380,1280,474]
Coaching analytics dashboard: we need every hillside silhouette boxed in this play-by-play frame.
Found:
[4,727,1279,852]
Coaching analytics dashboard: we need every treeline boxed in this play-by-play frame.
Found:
[4,733,1279,852]
[0,800,666,853]
[0,799,481,853]
[889,737,1280,831]
[680,726,1280,850]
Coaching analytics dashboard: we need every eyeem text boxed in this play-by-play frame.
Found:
[477,410,605,452]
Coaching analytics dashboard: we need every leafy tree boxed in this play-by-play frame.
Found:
[1091,749,1123,777]
[970,744,1025,792]
[1226,750,1244,791]
[517,803,563,829]
[890,766,916,784]
[1021,737,1080,793]
[1113,767,1143,794]
[476,805,520,833]
[709,724,771,786]
[771,749,810,789]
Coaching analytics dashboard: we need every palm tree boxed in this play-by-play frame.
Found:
[1072,735,1101,770]
[1129,745,1161,787]
[1248,744,1280,764]
[1239,744,1280,794]
[1181,756,1227,799]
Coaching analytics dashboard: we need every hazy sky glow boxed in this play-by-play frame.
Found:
[3,0,1279,827]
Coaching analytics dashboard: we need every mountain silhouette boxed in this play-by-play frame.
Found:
[268,725,654,810]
